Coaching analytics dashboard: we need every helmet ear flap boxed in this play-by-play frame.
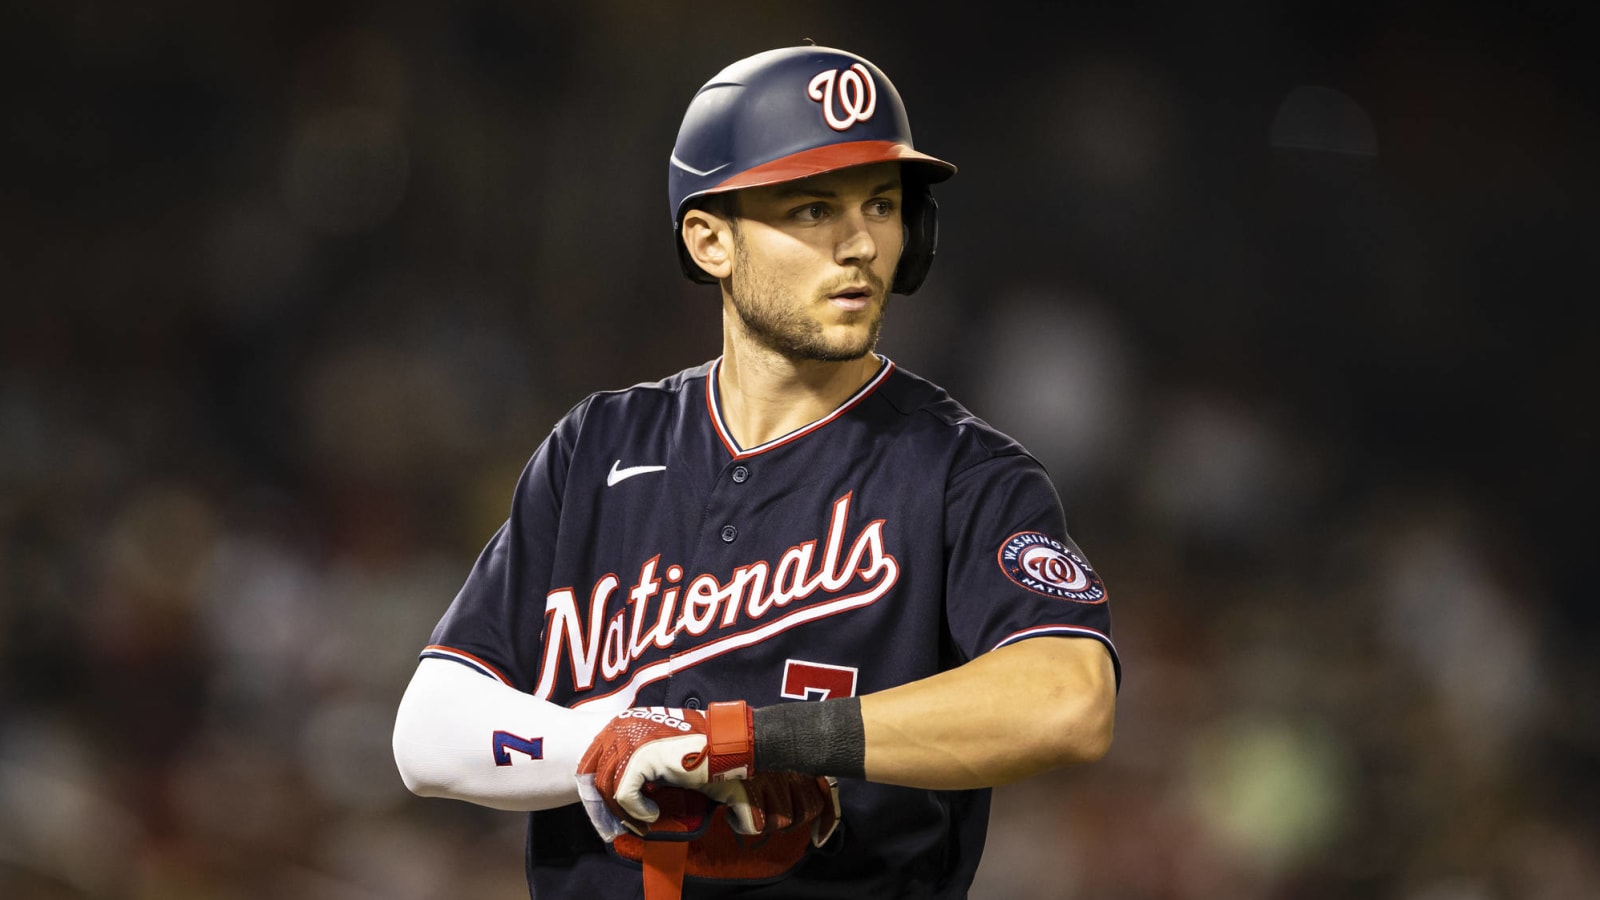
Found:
[891,182,939,295]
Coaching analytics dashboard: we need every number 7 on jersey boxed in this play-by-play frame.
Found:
[781,659,859,701]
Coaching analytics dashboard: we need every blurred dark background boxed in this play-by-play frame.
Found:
[2,1,1596,898]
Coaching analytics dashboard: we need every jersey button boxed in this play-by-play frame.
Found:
[732,465,749,483]
[684,696,702,710]
[720,524,738,543]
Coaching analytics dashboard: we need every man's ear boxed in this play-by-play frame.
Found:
[681,209,735,281]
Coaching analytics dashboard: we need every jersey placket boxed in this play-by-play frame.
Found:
[661,454,764,711]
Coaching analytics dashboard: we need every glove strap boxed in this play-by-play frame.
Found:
[641,831,691,900]
[705,700,754,779]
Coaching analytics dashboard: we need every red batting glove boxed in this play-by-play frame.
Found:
[575,702,754,838]
[701,773,841,846]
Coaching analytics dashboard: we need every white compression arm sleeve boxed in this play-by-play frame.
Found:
[392,657,615,811]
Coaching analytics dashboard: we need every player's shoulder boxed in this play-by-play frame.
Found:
[879,362,1030,464]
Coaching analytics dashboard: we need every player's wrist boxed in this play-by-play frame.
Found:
[704,700,754,779]
[752,697,866,779]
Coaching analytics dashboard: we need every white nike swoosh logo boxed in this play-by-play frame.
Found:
[607,460,667,487]
[669,153,730,178]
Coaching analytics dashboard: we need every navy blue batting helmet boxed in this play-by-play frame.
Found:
[668,46,957,295]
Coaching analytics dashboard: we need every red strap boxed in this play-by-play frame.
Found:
[705,700,753,776]
[642,837,689,900]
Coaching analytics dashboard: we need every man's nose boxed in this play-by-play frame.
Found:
[834,211,878,267]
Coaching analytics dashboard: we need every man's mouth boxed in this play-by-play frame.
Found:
[827,286,874,310]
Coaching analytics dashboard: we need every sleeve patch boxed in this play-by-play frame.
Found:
[997,532,1107,603]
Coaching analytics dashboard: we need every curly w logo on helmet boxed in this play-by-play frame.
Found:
[807,64,878,130]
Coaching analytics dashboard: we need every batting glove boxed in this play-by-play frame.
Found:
[575,702,754,839]
[701,773,841,846]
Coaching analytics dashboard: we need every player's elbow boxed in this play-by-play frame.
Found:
[392,737,438,798]
[1035,656,1117,768]
[392,723,449,799]
[1025,687,1113,773]
[982,638,1117,779]
[394,752,433,798]
[392,679,462,800]
[996,687,1113,784]
[396,764,458,801]
[1059,687,1115,764]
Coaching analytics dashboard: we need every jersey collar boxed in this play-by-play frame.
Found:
[705,355,896,460]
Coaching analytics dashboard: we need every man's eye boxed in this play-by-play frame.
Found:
[794,203,829,221]
[868,199,896,217]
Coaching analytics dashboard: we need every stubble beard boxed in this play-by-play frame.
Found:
[726,234,889,363]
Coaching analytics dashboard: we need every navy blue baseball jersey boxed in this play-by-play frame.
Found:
[422,355,1119,898]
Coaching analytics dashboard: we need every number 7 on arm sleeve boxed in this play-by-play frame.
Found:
[393,657,616,811]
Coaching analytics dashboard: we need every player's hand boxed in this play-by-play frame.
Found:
[603,776,845,884]
[574,702,753,838]
[700,772,841,847]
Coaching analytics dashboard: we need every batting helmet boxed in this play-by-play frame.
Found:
[668,46,957,295]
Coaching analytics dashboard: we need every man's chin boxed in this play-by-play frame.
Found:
[803,327,881,363]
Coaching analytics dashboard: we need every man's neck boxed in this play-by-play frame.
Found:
[716,336,879,451]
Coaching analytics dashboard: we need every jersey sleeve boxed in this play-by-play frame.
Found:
[421,401,586,691]
[943,453,1120,684]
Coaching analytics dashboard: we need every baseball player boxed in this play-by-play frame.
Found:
[393,45,1120,899]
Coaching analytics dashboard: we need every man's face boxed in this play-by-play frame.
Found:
[723,162,904,362]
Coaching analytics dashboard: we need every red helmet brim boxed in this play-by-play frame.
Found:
[706,140,956,196]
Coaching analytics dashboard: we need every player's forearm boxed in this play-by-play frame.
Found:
[858,637,1116,789]
[392,657,614,811]
[755,637,1115,790]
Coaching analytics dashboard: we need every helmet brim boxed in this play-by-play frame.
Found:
[700,140,955,200]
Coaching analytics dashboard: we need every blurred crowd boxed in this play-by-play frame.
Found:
[2,2,1596,898]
